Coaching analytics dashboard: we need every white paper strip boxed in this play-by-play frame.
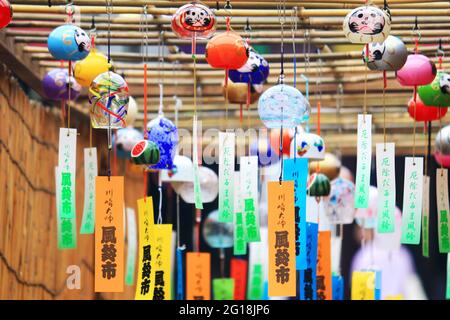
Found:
[218,131,235,223]
[58,128,77,220]
[376,143,396,233]
[355,114,372,209]
[80,148,97,234]
[436,169,450,253]
[422,175,430,257]
[125,207,137,285]
[240,156,260,242]
[401,157,423,245]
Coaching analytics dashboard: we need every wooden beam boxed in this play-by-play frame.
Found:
[0,30,44,96]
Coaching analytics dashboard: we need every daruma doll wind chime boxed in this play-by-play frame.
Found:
[205,9,248,106]
[0,0,12,29]
[396,24,436,158]
[47,3,91,122]
[343,4,391,44]
[418,42,450,109]
[171,1,216,54]
[343,2,390,210]
[42,68,81,101]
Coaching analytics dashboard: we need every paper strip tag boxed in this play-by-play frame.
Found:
[283,158,308,270]
[316,231,332,300]
[233,212,247,255]
[299,222,318,300]
[135,197,155,299]
[447,254,450,299]
[186,252,211,300]
[234,171,242,214]
[152,224,173,300]
[332,274,344,300]
[247,227,267,300]
[219,132,235,222]
[385,294,403,300]
[355,114,372,208]
[401,157,423,245]
[213,278,235,300]
[376,143,396,233]
[351,271,375,300]
[55,166,76,249]
[125,207,137,286]
[233,171,246,255]
[58,128,77,220]
[230,258,247,300]
[176,248,184,300]
[241,156,261,242]
[95,176,124,292]
[437,169,450,253]
[80,148,97,234]
[422,176,430,258]
[268,181,296,297]
[192,116,203,209]
[374,270,382,300]
[331,234,342,274]
[247,263,264,300]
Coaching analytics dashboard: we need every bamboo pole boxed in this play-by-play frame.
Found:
[10,4,450,17]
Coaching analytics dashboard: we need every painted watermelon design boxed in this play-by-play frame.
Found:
[307,173,331,197]
[131,140,160,165]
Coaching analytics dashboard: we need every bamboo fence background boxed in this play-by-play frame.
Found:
[0,64,139,299]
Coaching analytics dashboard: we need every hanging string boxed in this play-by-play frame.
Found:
[316,51,323,173]
[156,31,164,223]
[244,18,251,129]
[291,7,298,162]
[412,87,418,165]
[439,116,444,174]
[427,121,432,176]
[277,0,286,185]
[303,27,311,133]
[413,16,420,54]
[157,173,163,224]
[424,121,428,177]
[291,8,297,87]
[158,30,165,116]
[438,39,444,70]
[336,83,343,138]
[383,70,387,150]
[363,44,369,121]
[277,0,286,83]
[222,1,233,129]
[412,18,421,165]
[65,3,74,134]
[113,131,118,175]
[140,5,149,201]
[105,0,113,180]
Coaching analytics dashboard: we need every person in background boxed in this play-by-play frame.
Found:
[350,188,427,300]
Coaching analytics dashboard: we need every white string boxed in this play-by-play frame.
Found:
[158,171,163,224]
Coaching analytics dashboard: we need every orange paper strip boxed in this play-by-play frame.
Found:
[317,231,332,300]
[186,252,211,300]
[95,176,124,292]
[267,181,296,297]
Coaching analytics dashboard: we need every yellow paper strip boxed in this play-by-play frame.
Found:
[135,197,155,300]
[351,271,375,300]
[152,224,173,300]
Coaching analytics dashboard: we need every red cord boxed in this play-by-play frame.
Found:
[143,171,148,202]
[143,63,148,139]
[113,131,117,176]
